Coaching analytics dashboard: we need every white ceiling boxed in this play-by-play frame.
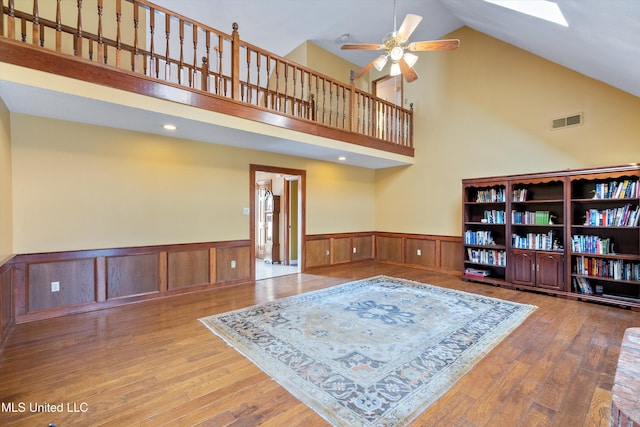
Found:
[153,0,640,98]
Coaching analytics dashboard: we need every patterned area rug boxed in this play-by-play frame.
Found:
[200,276,536,426]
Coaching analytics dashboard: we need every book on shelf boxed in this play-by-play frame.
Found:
[512,188,528,202]
[464,230,496,245]
[593,180,639,200]
[584,204,640,227]
[512,230,562,250]
[475,188,505,203]
[464,267,491,277]
[571,235,612,254]
[573,276,593,294]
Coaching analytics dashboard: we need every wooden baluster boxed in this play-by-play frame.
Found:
[265,56,271,107]
[322,78,326,124]
[7,0,15,39]
[0,0,4,38]
[202,30,210,91]
[256,52,262,105]
[164,13,171,79]
[54,0,61,51]
[299,69,305,118]
[216,34,223,95]
[178,19,184,85]
[20,14,26,42]
[115,0,121,68]
[201,57,208,91]
[314,75,319,122]
[283,64,288,114]
[88,38,93,60]
[245,48,251,103]
[149,8,156,77]
[96,0,104,63]
[231,22,240,100]
[342,86,347,129]
[292,66,297,116]
[32,0,39,45]
[133,1,139,72]
[274,59,279,110]
[191,24,198,88]
[75,0,82,57]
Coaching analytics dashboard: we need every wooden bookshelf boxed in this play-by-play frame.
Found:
[463,164,640,309]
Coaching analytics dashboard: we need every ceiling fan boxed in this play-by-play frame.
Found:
[341,1,460,82]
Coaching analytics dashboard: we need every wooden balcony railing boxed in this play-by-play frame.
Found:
[0,0,414,152]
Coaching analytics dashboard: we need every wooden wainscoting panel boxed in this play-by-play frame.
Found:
[216,245,251,283]
[352,235,374,261]
[1,266,13,341]
[376,235,403,262]
[440,240,463,272]
[331,237,352,264]
[305,239,331,268]
[28,259,95,312]
[168,249,210,290]
[405,238,437,267]
[106,253,159,299]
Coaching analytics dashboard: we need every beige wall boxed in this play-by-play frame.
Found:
[286,41,370,91]
[375,27,640,236]
[11,115,375,253]
[0,99,11,262]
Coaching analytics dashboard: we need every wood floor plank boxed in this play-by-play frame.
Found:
[1,262,639,426]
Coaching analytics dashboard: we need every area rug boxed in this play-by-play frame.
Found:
[199,275,536,426]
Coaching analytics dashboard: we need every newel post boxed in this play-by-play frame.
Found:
[349,70,356,132]
[231,22,240,101]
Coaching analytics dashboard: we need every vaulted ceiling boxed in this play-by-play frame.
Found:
[153,0,640,98]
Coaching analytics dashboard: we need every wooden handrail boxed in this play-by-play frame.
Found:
[0,0,413,151]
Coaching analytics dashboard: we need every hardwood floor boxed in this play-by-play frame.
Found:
[1,262,638,426]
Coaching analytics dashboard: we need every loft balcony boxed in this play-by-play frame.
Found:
[0,0,414,168]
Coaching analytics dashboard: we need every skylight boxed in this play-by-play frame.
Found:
[484,0,569,27]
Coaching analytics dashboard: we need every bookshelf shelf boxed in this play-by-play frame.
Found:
[462,164,640,309]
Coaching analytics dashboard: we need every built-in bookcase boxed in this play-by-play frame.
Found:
[462,181,508,285]
[463,164,640,309]
[569,172,640,304]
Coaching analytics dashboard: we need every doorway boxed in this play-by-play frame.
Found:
[250,164,305,280]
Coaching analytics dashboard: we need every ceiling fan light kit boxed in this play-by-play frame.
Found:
[342,3,460,82]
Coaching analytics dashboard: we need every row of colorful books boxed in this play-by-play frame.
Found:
[512,188,528,202]
[574,256,640,281]
[512,210,553,225]
[573,277,594,294]
[512,231,562,250]
[583,204,640,227]
[464,230,496,246]
[466,248,506,266]
[570,235,612,254]
[475,188,505,203]
[482,210,505,224]
[592,180,639,200]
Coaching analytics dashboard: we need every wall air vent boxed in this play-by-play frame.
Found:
[551,113,583,130]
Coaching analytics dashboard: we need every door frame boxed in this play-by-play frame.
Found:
[250,164,306,280]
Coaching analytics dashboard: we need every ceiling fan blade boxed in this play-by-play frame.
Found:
[399,58,418,83]
[407,39,460,51]
[353,59,377,80]
[341,43,384,51]
[397,14,423,41]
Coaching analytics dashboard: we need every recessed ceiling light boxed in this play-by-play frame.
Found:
[338,156,347,161]
[163,124,177,131]
[484,0,568,27]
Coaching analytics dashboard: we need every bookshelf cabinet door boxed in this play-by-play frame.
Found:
[536,252,565,290]
[512,250,535,286]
